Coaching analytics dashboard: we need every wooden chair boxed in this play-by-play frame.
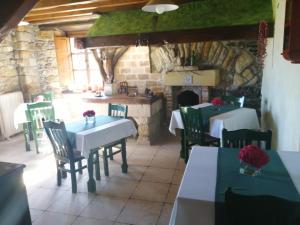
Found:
[222,128,272,150]
[31,92,53,102]
[222,95,245,107]
[26,102,55,153]
[103,103,128,176]
[225,188,300,225]
[180,107,220,163]
[43,120,100,193]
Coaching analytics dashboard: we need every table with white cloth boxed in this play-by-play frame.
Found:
[169,104,260,142]
[169,146,300,225]
[65,116,137,192]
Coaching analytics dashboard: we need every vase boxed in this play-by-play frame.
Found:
[239,161,261,176]
[85,116,96,124]
[103,83,117,96]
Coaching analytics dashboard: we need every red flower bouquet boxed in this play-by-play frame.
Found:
[211,97,224,105]
[238,145,269,169]
[83,110,95,117]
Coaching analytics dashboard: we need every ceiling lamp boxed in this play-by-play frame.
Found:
[142,0,179,14]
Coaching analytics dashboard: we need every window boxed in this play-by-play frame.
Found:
[70,38,102,91]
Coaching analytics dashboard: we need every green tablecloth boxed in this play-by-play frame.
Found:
[200,105,238,130]
[215,148,300,225]
[65,115,121,149]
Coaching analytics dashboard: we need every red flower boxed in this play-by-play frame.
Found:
[83,110,95,117]
[211,97,224,105]
[238,145,269,169]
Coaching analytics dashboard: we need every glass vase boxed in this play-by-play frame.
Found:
[239,161,261,176]
[85,116,96,124]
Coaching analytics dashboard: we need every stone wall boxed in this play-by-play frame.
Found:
[114,41,260,119]
[0,25,60,100]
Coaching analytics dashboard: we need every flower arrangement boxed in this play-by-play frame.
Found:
[238,145,269,176]
[83,110,95,117]
[211,97,224,105]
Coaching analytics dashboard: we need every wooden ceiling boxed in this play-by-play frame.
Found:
[24,0,195,36]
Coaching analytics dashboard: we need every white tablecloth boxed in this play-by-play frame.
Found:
[169,103,212,135]
[169,105,260,139]
[169,146,300,225]
[209,108,260,138]
[75,119,137,158]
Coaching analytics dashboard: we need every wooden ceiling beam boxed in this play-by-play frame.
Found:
[28,14,99,25]
[75,24,274,48]
[0,0,38,40]
[27,0,147,17]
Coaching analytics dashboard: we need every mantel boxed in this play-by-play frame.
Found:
[163,69,220,86]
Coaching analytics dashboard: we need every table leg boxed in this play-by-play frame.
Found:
[121,139,128,173]
[180,130,185,159]
[23,123,31,152]
[87,153,96,193]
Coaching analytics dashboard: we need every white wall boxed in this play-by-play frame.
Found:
[261,0,300,151]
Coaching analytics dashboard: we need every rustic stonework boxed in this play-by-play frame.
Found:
[0,26,60,99]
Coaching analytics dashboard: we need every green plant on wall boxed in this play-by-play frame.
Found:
[88,0,273,37]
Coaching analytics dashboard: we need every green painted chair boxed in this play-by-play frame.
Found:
[43,120,100,193]
[222,128,272,149]
[26,102,55,153]
[225,188,300,225]
[103,103,128,176]
[221,95,245,107]
[31,92,53,102]
[180,107,220,163]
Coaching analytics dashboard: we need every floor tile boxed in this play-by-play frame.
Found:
[72,217,114,225]
[108,162,147,181]
[176,159,186,171]
[132,181,169,202]
[127,154,154,167]
[28,188,66,210]
[117,199,163,225]
[29,209,44,223]
[98,179,138,198]
[33,211,76,225]
[166,185,179,203]
[80,196,127,221]
[157,204,173,225]
[142,167,174,183]
[47,192,94,216]
[171,170,184,185]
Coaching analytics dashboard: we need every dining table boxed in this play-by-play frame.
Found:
[65,115,137,192]
[169,103,260,139]
[169,146,300,225]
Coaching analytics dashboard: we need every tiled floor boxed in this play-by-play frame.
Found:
[0,128,185,225]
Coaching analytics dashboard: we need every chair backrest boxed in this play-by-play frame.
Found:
[108,103,128,118]
[180,107,205,145]
[222,95,245,107]
[43,120,74,162]
[225,188,300,225]
[31,92,53,102]
[26,102,55,131]
[222,128,272,150]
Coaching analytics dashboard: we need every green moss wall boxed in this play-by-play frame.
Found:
[88,0,273,37]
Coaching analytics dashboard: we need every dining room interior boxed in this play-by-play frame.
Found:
[0,0,300,225]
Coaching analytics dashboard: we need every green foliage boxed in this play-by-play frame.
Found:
[88,0,273,37]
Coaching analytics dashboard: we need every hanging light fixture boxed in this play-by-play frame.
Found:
[142,0,179,14]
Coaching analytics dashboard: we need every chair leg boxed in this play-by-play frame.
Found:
[78,161,83,174]
[94,151,101,180]
[121,139,128,173]
[23,123,31,152]
[70,162,77,193]
[184,141,189,164]
[109,147,114,160]
[180,130,185,159]
[56,161,61,186]
[103,148,109,177]
[33,132,39,154]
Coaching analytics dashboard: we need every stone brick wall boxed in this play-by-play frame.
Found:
[0,25,60,100]
[115,47,164,95]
